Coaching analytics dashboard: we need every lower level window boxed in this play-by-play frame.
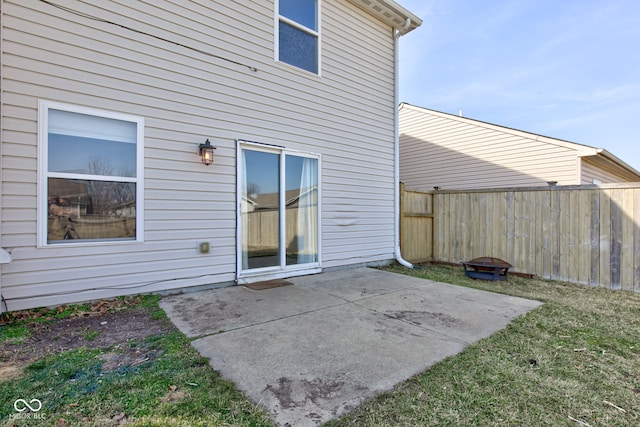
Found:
[39,101,144,245]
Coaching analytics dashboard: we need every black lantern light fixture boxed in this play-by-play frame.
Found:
[198,139,216,166]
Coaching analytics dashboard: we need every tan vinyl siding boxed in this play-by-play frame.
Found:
[1,0,397,310]
[399,105,582,192]
[580,158,637,185]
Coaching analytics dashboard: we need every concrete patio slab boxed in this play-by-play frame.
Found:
[160,267,542,426]
[160,285,345,338]
[357,285,533,344]
[291,267,433,301]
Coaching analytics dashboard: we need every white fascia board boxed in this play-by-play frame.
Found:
[347,0,422,34]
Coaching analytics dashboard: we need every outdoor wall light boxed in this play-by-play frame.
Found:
[198,139,216,166]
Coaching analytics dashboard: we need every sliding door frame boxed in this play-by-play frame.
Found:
[236,140,322,284]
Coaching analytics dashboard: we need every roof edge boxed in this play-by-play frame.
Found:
[579,149,640,180]
[346,0,422,34]
[399,103,599,152]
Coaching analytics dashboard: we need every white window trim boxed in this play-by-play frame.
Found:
[236,140,322,283]
[274,0,322,76]
[37,100,145,247]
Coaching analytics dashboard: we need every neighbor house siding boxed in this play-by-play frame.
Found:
[399,104,579,192]
[1,0,397,310]
[399,104,640,192]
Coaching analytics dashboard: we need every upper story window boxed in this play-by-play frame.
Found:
[38,101,144,245]
[277,0,319,74]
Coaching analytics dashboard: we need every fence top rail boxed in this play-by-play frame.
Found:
[426,182,640,195]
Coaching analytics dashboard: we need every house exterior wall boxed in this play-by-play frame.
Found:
[1,0,397,310]
[399,104,640,192]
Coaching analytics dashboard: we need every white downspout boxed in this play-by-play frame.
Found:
[394,19,413,269]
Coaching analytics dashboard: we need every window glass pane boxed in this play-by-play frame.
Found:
[285,155,318,265]
[279,21,318,74]
[280,0,316,30]
[48,133,137,177]
[49,109,137,143]
[242,150,280,269]
[48,178,136,243]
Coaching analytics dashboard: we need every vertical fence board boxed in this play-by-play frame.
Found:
[590,190,600,286]
[506,191,515,264]
[621,190,635,291]
[400,182,405,262]
[463,194,470,259]
[599,189,612,288]
[513,191,523,272]
[541,189,552,277]
[482,193,490,259]
[566,191,576,283]
[577,190,591,285]
[634,189,640,293]
[610,189,623,289]
[470,193,480,258]
[461,193,470,261]
[528,192,536,274]
[444,193,451,260]
[559,190,569,282]
[449,194,461,262]
[496,192,507,261]
[551,189,561,279]
[520,191,535,271]
[433,193,441,261]
[526,191,547,274]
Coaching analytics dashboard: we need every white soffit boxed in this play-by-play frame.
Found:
[347,0,422,34]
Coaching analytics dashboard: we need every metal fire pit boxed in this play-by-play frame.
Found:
[462,257,512,281]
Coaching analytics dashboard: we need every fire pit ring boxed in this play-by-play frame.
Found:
[462,257,512,281]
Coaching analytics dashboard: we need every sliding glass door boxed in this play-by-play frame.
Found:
[239,143,320,280]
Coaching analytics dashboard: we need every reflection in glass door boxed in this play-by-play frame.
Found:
[241,149,280,270]
[240,145,319,276]
[285,154,318,266]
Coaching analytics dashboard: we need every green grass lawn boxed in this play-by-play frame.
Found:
[1,265,638,426]
[326,264,640,426]
[0,297,273,427]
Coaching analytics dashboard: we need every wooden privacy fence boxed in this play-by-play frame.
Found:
[400,183,640,292]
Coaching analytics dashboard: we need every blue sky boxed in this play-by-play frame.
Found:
[398,0,640,171]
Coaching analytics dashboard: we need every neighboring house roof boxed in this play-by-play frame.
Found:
[250,187,318,211]
[346,0,422,34]
[578,149,640,182]
[399,103,640,191]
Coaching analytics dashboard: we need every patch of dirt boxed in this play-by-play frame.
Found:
[0,306,174,374]
[0,363,23,381]
[391,310,459,327]
[161,389,186,404]
[265,376,346,410]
